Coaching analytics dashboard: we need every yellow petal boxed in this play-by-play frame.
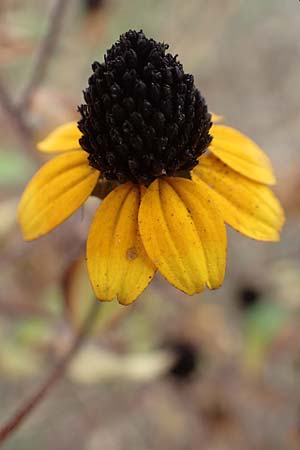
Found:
[138,178,227,295]
[193,154,284,241]
[18,151,99,240]
[209,125,276,185]
[37,122,82,153]
[87,183,156,305]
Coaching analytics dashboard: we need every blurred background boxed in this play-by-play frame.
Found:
[1,0,300,449]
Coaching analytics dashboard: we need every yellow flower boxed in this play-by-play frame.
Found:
[18,30,284,305]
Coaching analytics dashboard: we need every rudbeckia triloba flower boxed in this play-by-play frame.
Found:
[18,30,284,305]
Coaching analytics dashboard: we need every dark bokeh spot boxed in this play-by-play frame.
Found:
[167,341,200,381]
[84,0,105,12]
[237,286,261,310]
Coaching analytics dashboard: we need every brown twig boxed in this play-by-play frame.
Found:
[0,78,36,157]
[0,300,100,446]
[0,0,71,158]
[18,0,71,112]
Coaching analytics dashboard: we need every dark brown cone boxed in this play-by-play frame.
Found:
[78,30,212,185]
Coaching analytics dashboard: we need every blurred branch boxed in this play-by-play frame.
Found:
[18,0,71,112]
[0,78,37,158]
[0,300,99,445]
[0,0,71,160]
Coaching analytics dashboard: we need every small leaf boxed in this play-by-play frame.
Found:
[243,302,288,370]
[0,150,35,186]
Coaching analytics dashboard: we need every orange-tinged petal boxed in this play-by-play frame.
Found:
[87,183,156,305]
[37,122,82,153]
[18,151,99,240]
[209,124,276,185]
[138,178,227,295]
[193,153,284,241]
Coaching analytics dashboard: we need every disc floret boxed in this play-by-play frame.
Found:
[78,30,212,185]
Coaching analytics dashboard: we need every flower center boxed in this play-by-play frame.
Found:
[78,30,212,185]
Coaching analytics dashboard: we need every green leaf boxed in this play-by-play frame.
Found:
[0,150,35,187]
[244,302,289,368]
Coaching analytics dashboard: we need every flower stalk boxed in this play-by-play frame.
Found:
[0,300,99,445]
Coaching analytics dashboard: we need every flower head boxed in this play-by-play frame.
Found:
[18,30,284,305]
[78,30,212,184]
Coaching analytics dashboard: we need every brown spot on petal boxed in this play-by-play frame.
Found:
[126,247,138,260]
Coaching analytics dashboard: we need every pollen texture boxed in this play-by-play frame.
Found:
[78,30,212,185]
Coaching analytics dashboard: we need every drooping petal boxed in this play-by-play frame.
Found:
[138,178,227,295]
[209,125,276,185]
[18,151,99,240]
[37,122,82,153]
[87,183,156,305]
[192,153,284,241]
